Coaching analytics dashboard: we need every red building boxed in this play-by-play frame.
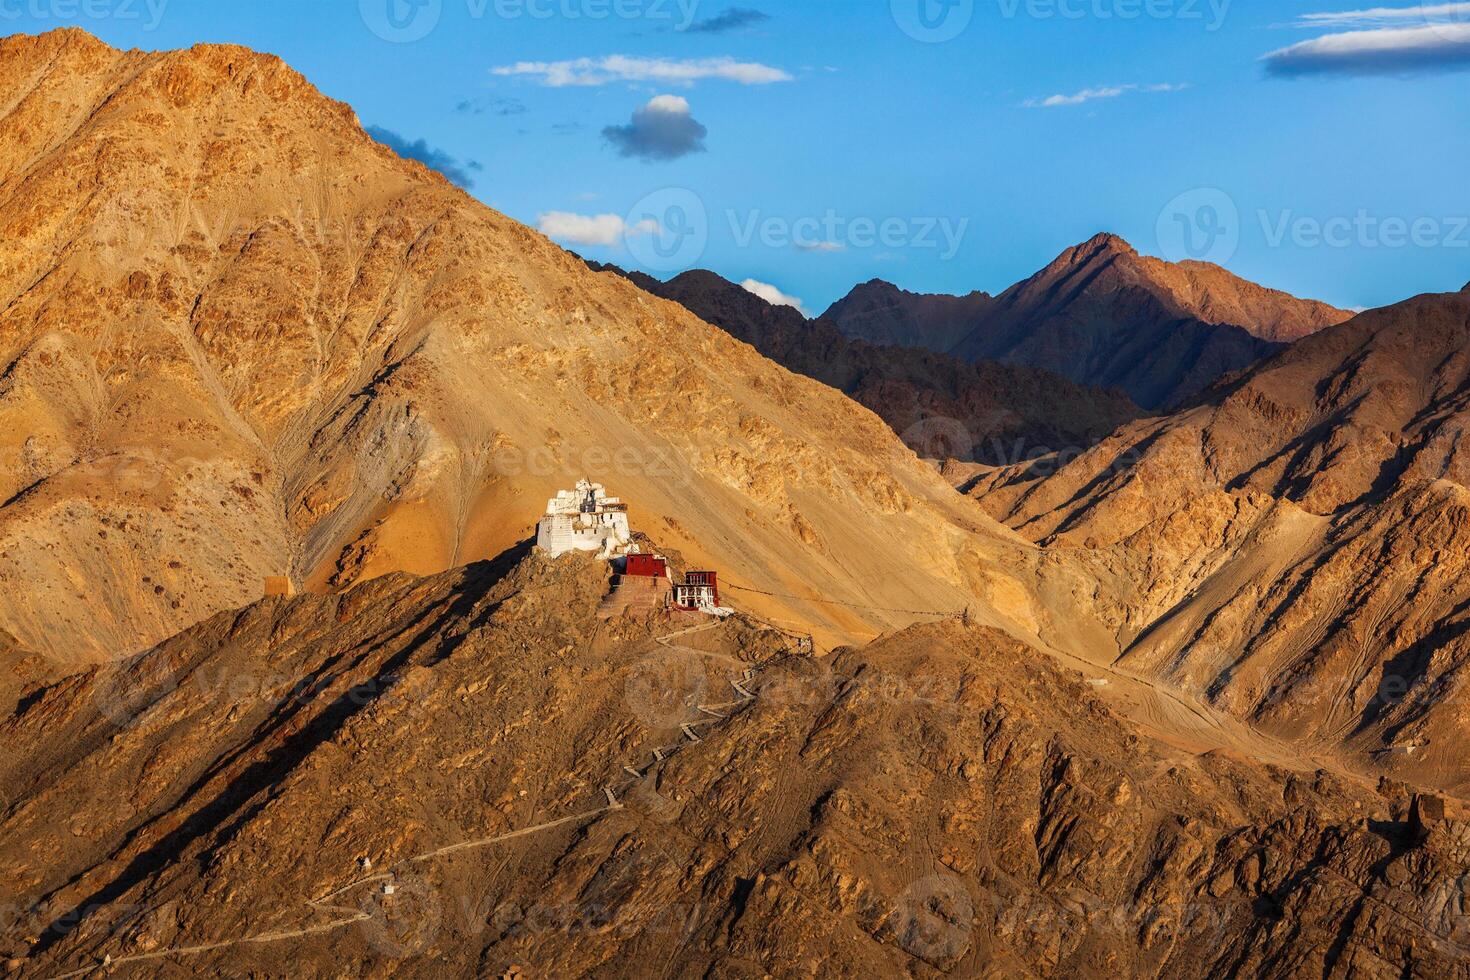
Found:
[624,554,668,578]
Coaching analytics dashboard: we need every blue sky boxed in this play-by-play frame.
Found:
[7,0,1469,314]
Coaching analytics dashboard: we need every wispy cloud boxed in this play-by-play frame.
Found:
[681,6,770,33]
[603,95,709,161]
[492,55,791,87]
[538,211,659,247]
[456,96,526,117]
[365,126,480,188]
[741,279,806,315]
[795,241,845,253]
[1265,23,1470,75]
[1023,83,1189,108]
[1295,3,1470,27]
[1266,6,1470,75]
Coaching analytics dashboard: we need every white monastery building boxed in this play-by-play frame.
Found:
[535,479,635,560]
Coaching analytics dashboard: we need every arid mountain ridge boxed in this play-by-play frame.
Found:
[591,235,1351,463]
[824,233,1352,409]
[0,28,1052,665]
[2,27,1457,786]
[970,286,1470,796]
[588,262,1142,464]
[4,26,1470,979]
[5,549,1469,977]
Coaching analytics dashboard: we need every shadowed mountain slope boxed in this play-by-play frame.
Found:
[0,29,1055,663]
[588,264,1141,464]
[824,235,1351,410]
[4,550,1467,977]
[819,278,993,352]
[969,288,1470,795]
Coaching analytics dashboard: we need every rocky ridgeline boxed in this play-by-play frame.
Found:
[824,234,1349,410]
[971,288,1470,798]
[0,29,1020,663]
[0,549,1466,976]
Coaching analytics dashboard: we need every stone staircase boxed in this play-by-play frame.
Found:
[597,575,671,620]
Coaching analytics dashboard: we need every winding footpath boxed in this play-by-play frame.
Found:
[43,616,799,979]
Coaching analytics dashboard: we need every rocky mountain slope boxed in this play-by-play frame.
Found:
[823,235,1351,410]
[0,29,1051,664]
[6,27,1468,978]
[588,264,1141,464]
[970,287,1470,796]
[819,279,993,352]
[5,549,1467,978]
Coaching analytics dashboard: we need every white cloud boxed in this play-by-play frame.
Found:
[1296,3,1470,28]
[537,211,658,247]
[795,241,845,253]
[1266,6,1470,74]
[647,94,691,113]
[1023,83,1188,108]
[740,279,806,315]
[492,55,792,88]
[1264,22,1470,74]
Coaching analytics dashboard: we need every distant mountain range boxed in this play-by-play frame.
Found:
[822,233,1352,410]
[823,281,993,352]
[587,262,1141,464]
[591,232,1352,459]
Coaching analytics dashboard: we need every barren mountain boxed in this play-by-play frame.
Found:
[0,29,1050,664]
[0,629,49,716]
[824,235,1351,409]
[9,27,1470,979]
[1152,258,1350,344]
[970,287,1470,795]
[588,264,1141,464]
[5,548,1468,978]
[819,278,993,352]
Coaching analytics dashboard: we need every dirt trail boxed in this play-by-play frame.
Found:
[40,615,801,979]
[1013,624,1368,788]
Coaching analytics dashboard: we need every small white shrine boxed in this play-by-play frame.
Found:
[536,479,635,560]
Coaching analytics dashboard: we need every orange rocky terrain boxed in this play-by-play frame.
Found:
[4,26,1470,979]
[4,549,1469,977]
[970,287,1470,796]
[589,264,1141,464]
[0,29,1061,665]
